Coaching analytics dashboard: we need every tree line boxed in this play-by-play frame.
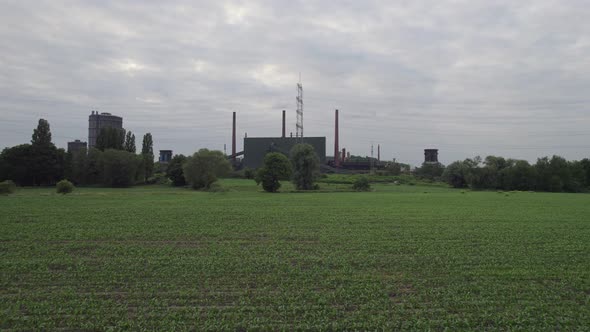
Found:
[0,119,156,187]
[416,155,590,192]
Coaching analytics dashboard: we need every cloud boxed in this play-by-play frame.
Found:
[1,0,589,165]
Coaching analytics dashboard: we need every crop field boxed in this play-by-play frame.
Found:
[1,179,589,330]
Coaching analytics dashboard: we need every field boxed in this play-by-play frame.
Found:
[1,179,589,330]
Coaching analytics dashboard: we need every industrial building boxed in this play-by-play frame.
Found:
[424,149,439,163]
[159,150,173,163]
[230,110,327,169]
[243,137,326,169]
[67,139,87,154]
[88,111,123,149]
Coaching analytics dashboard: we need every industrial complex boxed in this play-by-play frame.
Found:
[68,82,438,171]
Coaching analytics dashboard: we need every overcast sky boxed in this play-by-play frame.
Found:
[1,0,589,166]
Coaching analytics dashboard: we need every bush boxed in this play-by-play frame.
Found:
[255,153,292,193]
[352,176,371,191]
[290,144,320,190]
[101,149,141,187]
[56,179,74,194]
[244,168,256,179]
[0,180,16,194]
[183,149,232,190]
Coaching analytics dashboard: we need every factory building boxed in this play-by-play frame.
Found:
[159,150,173,163]
[88,111,123,149]
[231,110,326,169]
[67,139,87,154]
[242,137,326,169]
[424,149,439,163]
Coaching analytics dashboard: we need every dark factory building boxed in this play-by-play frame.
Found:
[88,111,124,149]
[67,139,87,153]
[424,149,439,163]
[242,137,326,169]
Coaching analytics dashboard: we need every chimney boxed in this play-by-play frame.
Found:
[342,148,346,163]
[232,112,236,162]
[334,109,339,167]
[378,144,380,162]
[282,110,286,138]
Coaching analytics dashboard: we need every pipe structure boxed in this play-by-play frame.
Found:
[334,109,339,167]
[232,112,236,162]
[282,110,286,138]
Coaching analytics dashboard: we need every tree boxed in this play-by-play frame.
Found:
[141,133,154,182]
[0,145,35,185]
[166,154,187,186]
[183,149,231,190]
[96,127,125,151]
[100,149,141,187]
[352,176,371,191]
[415,162,445,180]
[255,152,292,192]
[442,159,476,188]
[31,119,52,147]
[290,144,320,190]
[124,131,136,153]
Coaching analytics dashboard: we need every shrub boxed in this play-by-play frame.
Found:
[183,149,232,190]
[0,180,16,194]
[166,154,187,186]
[352,176,371,191]
[244,168,256,179]
[255,153,292,193]
[56,179,74,194]
[290,144,320,190]
[101,149,141,187]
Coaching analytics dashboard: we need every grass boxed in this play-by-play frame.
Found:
[1,179,589,330]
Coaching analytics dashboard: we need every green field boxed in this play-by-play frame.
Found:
[1,180,589,330]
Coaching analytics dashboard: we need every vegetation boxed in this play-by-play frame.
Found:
[183,149,231,190]
[141,133,154,182]
[0,119,66,186]
[442,155,590,192]
[166,154,187,186]
[124,131,136,153]
[95,127,125,151]
[290,144,320,190]
[0,180,16,194]
[414,162,445,180]
[0,182,589,330]
[55,179,74,194]
[255,152,292,192]
[352,176,371,191]
[100,149,142,187]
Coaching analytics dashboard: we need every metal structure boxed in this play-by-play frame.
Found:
[88,111,123,149]
[282,110,286,138]
[334,109,340,167]
[232,112,237,162]
[296,80,303,138]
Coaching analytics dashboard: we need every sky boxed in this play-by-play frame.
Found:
[1,0,589,166]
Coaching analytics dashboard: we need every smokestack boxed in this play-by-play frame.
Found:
[342,148,346,163]
[282,110,286,138]
[334,109,339,167]
[378,144,380,162]
[232,112,236,162]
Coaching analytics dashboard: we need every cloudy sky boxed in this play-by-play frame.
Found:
[1,0,589,165]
